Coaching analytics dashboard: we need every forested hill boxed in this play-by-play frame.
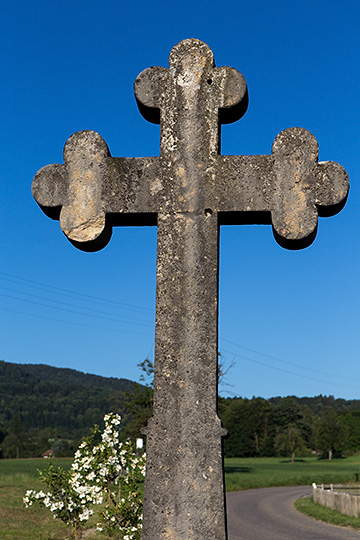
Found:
[0,360,135,391]
[0,360,138,456]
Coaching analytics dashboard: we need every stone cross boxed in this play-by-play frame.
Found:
[32,39,349,540]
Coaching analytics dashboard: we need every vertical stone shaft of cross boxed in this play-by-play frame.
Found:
[138,40,245,540]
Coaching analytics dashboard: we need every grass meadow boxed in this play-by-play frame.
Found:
[0,458,72,540]
[1,455,360,539]
[225,454,360,491]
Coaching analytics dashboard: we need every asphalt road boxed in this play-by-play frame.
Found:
[226,486,360,540]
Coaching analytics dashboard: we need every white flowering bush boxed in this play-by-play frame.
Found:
[24,413,145,540]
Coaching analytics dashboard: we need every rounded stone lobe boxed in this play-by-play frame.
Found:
[271,127,348,249]
[271,128,319,245]
[60,130,111,247]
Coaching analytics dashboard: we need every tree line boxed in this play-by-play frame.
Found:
[120,359,360,461]
[219,395,360,461]
[1,359,359,460]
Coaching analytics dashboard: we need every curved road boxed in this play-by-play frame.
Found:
[226,486,360,540]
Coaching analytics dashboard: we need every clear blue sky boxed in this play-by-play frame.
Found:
[1,0,359,400]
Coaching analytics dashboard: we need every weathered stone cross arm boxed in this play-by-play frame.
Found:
[31,135,161,251]
[32,39,348,253]
[216,129,348,248]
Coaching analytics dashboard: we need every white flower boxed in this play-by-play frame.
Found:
[79,508,93,521]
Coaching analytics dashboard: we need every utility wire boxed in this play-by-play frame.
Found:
[221,337,336,377]
[0,285,153,326]
[0,292,153,327]
[0,271,153,313]
[0,306,153,336]
[221,337,360,383]
[220,346,359,394]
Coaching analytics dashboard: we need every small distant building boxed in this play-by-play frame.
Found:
[42,449,55,458]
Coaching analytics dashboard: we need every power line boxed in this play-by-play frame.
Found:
[220,346,359,394]
[0,285,153,326]
[0,292,153,327]
[0,271,153,313]
[0,306,153,337]
[221,337,359,383]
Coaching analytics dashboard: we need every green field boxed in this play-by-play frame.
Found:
[225,454,360,491]
[1,455,360,539]
[0,458,71,540]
